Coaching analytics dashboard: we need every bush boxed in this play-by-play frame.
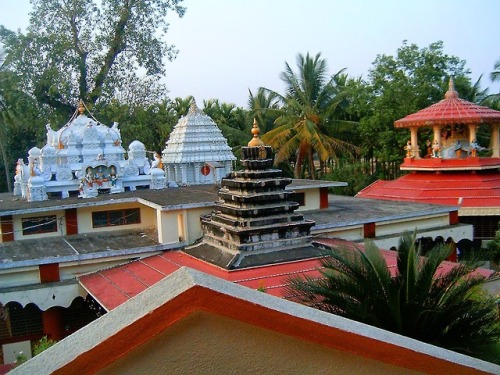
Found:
[33,336,57,356]
[325,161,376,196]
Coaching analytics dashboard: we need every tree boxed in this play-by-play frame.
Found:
[286,233,500,363]
[352,41,473,178]
[0,48,12,191]
[247,87,280,134]
[261,52,358,179]
[482,60,500,110]
[0,0,186,112]
[202,99,249,150]
[0,48,48,192]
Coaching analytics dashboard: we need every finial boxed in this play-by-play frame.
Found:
[444,77,459,99]
[189,99,201,114]
[78,99,85,115]
[248,118,264,147]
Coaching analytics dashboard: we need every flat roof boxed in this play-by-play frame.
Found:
[309,195,456,229]
[0,195,457,269]
[0,228,172,270]
[0,179,344,216]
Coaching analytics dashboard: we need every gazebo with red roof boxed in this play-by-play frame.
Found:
[357,78,500,240]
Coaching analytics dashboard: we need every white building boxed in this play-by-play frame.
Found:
[162,100,236,185]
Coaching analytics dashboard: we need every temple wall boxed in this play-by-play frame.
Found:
[99,311,418,375]
[157,211,178,244]
[376,215,449,237]
[296,189,320,211]
[13,210,66,241]
[186,207,212,243]
[77,203,156,234]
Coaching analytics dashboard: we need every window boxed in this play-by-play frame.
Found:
[6,302,43,338]
[459,215,499,239]
[92,208,141,228]
[289,192,305,206]
[22,215,57,235]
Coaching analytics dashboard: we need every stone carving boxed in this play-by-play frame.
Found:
[56,167,73,181]
[15,100,166,200]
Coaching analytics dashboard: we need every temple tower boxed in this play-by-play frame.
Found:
[162,100,236,185]
[185,121,320,269]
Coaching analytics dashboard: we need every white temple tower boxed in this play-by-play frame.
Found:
[162,100,236,185]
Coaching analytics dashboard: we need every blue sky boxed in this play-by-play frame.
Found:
[1,0,499,107]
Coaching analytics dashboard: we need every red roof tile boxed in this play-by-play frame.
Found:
[79,239,494,311]
[395,80,500,128]
[357,172,500,208]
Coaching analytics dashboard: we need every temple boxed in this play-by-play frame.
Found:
[162,100,236,185]
[358,78,500,241]
[1,99,497,371]
[185,121,321,268]
[13,100,167,201]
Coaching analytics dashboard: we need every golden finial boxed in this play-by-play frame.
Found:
[248,118,264,147]
[78,99,85,115]
[445,77,459,99]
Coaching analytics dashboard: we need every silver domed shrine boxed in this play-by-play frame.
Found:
[162,100,236,185]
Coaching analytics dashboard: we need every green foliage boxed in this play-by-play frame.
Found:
[286,233,500,363]
[0,0,186,109]
[33,335,57,356]
[261,52,358,179]
[14,351,27,366]
[354,41,473,164]
[202,99,250,149]
[325,161,376,196]
[96,98,184,154]
[487,223,500,264]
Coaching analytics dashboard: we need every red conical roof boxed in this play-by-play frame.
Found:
[394,78,500,128]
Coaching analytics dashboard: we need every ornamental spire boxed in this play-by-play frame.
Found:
[444,77,459,99]
[188,99,202,115]
[247,118,264,147]
[78,99,86,115]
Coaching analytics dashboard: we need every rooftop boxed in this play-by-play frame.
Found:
[0,194,458,270]
[0,179,346,216]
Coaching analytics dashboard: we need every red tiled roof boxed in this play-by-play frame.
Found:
[400,157,500,171]
[394,80,500,128]
[78,239,494,311]
[357,172,500,208]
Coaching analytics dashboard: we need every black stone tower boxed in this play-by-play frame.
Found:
[184,120,321,269]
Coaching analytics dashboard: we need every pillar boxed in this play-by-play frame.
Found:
[65,208,78,235]
[491,124,499,158]
[42,307,65,341]
[468,124,477,144]
[410,127,419,159]
[319,187,329,209]
[432,125,441,145]
[194,163,201,184]
[0,215,14,242]
[363,222,376,238]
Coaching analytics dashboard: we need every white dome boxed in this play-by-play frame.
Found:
[56,114,121,148]
[41,145,56,155]
[129,140,146,151]
[28,147,41,157]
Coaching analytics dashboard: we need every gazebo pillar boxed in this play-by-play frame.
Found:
[468,124,477,144]
[410,127,420,159]
[492,124,500,158]
[432,125,441,145]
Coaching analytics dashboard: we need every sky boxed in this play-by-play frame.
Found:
[0,0,499,108]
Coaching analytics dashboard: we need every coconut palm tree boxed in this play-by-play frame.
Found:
[261,52,358,179]
[286,233,500,363]
[247,87,280,134]
[479,60,500,110]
